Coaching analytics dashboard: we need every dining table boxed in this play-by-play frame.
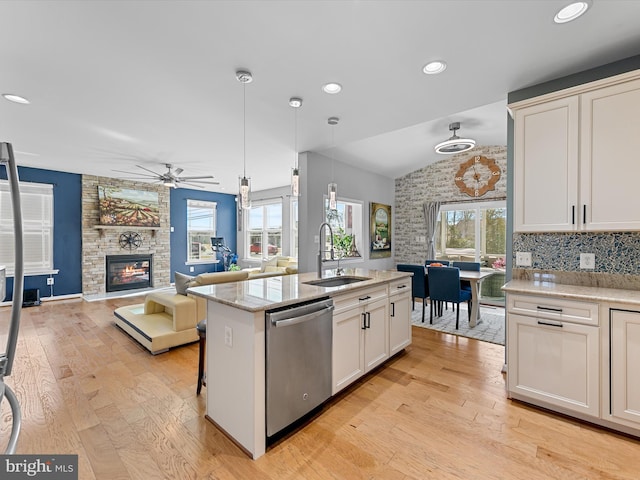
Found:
[426,268,496,328]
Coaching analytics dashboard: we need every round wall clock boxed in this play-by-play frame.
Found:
[454,155,501,197]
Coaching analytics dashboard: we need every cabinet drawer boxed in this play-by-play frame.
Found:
[507,294,598,326]
[333,285,387,314]
[388,278,411,297]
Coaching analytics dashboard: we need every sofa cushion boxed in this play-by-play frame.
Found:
[264,265,287,274]
[260,257,278,273]
[175,272,195,295]
[192,270,249,286]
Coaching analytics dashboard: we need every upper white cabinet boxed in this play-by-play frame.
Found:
[512,72,640,232]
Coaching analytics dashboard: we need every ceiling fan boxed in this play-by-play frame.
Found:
[113,163,220,188]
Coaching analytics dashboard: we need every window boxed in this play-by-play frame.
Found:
[324,198,363,260]
[435,200,506,304]
[187,199,217,263]
[435,200,506,267]
[0,180,53,275]
[247,199,282,259]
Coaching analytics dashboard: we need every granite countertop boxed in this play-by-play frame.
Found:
[503,278,640,306]
[188,268,412,313]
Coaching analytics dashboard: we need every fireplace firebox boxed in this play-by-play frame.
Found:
[106,254,153,292]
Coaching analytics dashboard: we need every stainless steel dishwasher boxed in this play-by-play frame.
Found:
[265,297,334,437]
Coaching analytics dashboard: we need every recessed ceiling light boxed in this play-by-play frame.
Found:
[554,2,590,23]
[423,61,447,75]
[322,82,342,94]
[2,93,30,104]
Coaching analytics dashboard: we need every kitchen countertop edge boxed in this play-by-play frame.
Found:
[503,279,640,306]
[188,268,413,313]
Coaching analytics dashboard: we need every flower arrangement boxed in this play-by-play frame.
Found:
[492,257,506,269]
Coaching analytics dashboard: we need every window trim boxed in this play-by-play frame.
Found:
[0,180,54,276]
[186,199,218,265]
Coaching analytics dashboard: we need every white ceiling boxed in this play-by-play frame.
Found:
[1,1,640,192]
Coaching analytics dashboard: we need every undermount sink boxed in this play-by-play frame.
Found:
[303,276,370,287]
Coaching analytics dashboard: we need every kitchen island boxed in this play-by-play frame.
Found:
[188,268,413,459]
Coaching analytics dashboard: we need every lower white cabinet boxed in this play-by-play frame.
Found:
[507,294,600,418]
[389,281,412,356]
[609,309,640,426]
[332,279,413,395]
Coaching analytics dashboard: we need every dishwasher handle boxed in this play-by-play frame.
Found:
[268,301,334,328]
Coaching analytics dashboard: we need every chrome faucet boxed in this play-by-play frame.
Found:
[317,222,334,278]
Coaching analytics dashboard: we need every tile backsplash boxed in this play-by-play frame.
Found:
[513,232,640,275]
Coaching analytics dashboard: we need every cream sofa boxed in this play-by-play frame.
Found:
[244,256,298,279]
[114,270,249,354]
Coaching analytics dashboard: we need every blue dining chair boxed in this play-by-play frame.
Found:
[425,260,451,311]
[452,261,481,292]
[396,264,428,322]
[427,266,472,329]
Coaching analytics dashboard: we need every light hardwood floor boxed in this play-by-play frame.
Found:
[1,297,639,479]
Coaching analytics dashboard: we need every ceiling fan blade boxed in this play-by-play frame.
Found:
[112,169,159,178]
[177,175,216,181]
[135,164,164,176]
[174,167,184,176]
[182,179,220,185]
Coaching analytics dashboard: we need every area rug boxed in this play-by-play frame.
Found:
[411,303,505,345]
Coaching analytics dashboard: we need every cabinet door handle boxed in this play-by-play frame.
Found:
[359,295,371,302]
[366,312,371,329]
[396,284,407,289]
[583,204,587,224]
[361,312,367,330]
[572,205,575,225]
[537,320,563,328]
[537,306,563,313]
[390,302,395,317]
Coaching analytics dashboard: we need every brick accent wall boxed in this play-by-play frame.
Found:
[82,176,171,295]
[394,146,507,265]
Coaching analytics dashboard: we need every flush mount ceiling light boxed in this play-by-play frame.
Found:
[422,61,447,75]
[554,1,590,23]
[434,122,476,154]
[2,93,30,104]
[322,82,342,94]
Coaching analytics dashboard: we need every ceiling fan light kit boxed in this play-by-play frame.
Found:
[434,122,476,154]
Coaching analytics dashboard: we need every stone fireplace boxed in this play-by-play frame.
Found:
[105,254,153,292]
[81,176,171,296]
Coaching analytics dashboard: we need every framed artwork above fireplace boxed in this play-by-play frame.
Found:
[98,186,160,227]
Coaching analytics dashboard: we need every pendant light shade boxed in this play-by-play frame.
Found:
[237,69,253,210]
[328,182,338,210]
[434,122,476,154]
[289,97,302,197]
[239,175,251,210]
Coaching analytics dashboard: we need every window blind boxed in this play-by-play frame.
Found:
[0,180,53,275]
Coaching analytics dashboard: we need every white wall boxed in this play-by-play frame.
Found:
[298,151,395,274]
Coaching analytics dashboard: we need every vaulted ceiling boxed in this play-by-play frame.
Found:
[2,1,640,192]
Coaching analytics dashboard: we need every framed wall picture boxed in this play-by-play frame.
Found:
[370,202,391,258]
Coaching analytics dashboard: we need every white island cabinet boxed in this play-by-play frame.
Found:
[188,268,412,459]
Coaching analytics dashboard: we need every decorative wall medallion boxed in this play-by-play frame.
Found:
[454,155,501,197]
[119,231,143,250]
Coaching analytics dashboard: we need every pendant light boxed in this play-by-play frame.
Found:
[434,122,476,154]
[236,70,252,210]
[289,97,302,196]
[327,117,339,211]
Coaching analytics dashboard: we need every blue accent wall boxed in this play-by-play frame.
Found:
[169,187,237,280]
[1,166,83,301]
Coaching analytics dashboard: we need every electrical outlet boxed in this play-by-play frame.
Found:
[580,253,595,269]
[46,277,54,285]
[515,252,532,267]
[189,266,195,272]
[314,235,320,244]
[224,326,233,347]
